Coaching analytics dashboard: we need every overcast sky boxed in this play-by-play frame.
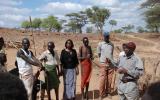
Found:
[0,0,147,31]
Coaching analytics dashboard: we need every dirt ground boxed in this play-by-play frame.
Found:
[1,28,160,100]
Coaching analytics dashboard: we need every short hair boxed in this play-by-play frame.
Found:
[82,37,88,41]
[22,38,30,44]
[0,37,4,45]
[65,39,74,49]
[0,72,28,100]
[147,81,160,100]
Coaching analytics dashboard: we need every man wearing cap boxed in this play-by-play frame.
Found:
[117,42,144,100]
[97,32,115,99]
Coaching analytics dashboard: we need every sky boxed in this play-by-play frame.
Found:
[0,0,147,31]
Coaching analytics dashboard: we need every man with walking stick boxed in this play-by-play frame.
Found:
[16,38,43,100]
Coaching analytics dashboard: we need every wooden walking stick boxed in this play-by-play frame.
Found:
[29,16,37,56]
[29,16,42,99]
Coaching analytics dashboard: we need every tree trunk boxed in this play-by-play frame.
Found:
[110,25,113,32]
[155,25,159,33]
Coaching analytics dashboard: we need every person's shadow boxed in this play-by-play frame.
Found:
[76,90,99,100]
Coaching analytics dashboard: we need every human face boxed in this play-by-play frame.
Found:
[48,42,55,52]
[83,38,89,46]
[124,47,133,57]
[22,39,30,50]
[66,41,72,49]
[104,35,109,43]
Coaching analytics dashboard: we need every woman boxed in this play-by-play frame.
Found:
[60,39,79,100]
[39,42,60,100]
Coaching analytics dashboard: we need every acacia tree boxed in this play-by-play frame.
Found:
[66,11,88,33]
[21,21,30,30]
[41,16,62,32]
[32,18,42,30]
[122,24,134,33]
[109,20,117,32]
[141,0,160,33]
[65,21,77,33]
[85,6,110,35]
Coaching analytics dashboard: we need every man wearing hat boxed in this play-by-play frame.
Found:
[97,32,115,99]
[117,42,144,100]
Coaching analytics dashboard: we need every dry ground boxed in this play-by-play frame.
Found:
[0,28,160,100]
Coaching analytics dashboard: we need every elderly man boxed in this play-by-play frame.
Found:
[97,32,115,99]
[117,42,144,100]
[16,38,43,100]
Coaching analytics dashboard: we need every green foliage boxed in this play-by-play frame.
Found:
[109,20,117,31]
[32,18,42,29]
[136,26,145,33]
[65,20,77,33]
[85,6,110,33]
[141,0,160,8]
[141,0,160,33]
[86,27,93,33]
[113,29,123,33]
[122,24,134,33]
[21,21,31,29]
[144,5,160,32]
[41,16,62,32]
[66,11,88,33]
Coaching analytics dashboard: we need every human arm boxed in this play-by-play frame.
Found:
[117,57,144,79]
[17,50,42,67]
[97,43,101,58]
[55,51,60,76]
[74,49,79,75]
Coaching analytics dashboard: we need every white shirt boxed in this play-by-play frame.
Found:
[97,41,114,63]
[118,54,144,80]
[16,49,33,75]
[39,50,60,65]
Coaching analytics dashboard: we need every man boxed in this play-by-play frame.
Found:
[0,72,28,100]
[39,41,60,100]
[79,37,93,99]
[142,81,160,100]
[117,42,144,100]
[97,32,115,99]
[16,38,43,100]
[9,61,46,100]
[0,37,5,53]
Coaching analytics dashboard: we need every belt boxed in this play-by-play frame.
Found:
[121,79,136,83]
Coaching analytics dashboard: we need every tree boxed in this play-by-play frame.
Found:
[141,0,160,33]
[113,29,123,33]
[136,26,145,33]
[41,16,62,32]
[21,21,30,29]
[141,0,160,8]
[66,11,88,33]
[122,24,134,33]
[85,6,110,34]
[32,18,42,30]
[86,27,93,33]
[65,21,77,33]
[144,5,160,33]
[109,20,117,32]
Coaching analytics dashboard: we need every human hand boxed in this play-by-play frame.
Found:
[117,67,128,74]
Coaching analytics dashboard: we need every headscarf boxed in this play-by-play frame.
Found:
[126,42,136,51]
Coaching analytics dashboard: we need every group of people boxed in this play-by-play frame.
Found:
[0,32,159,100]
